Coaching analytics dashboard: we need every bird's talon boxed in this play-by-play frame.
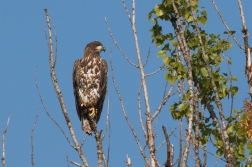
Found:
[81,103,86,107]
[89,107,95,117]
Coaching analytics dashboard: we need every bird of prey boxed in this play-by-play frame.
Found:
[73,41,107,135]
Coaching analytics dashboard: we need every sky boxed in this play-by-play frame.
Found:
[0,0,251,167]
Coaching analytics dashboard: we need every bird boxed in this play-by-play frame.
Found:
[72,41,107,135]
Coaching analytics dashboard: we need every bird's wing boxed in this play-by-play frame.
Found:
[96,59,108,123]
[72,59,82,120]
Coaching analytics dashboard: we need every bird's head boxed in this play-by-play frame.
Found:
[86,41,106,53]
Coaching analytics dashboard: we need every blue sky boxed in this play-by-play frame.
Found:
[0,1,251,167]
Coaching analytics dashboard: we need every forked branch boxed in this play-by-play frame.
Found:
[211,0,244,50]
[110,47,150,166]
[105,17,138,68]
[44,9,89,167]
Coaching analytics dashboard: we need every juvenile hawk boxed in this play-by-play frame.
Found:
[73,41,107,135]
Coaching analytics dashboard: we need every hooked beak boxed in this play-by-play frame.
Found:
[96,45,106,52]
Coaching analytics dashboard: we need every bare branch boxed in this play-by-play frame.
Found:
[125,155,132,167]
[237,0,252,98]
[145,65,164,77]
[162,126,172,167]
[110,47,150,166]
[31,111,40,167]
[151,84,174,121]
[178,118,183,167]
[156,124,179,151]
[121,0,131,23]
[2,114,10,167]
[170,1,195,165]
[189,2,235,165]
[44,9,89,167]
[35,68,75,149]
[193,91,200,167]
[80,135,88,148]
[143,47,151,67]
[93,126,105,167]
[70,161,83,167]
[211,0,244,50]
[105,17,139,68]
[138,82,147,138]
[102,96,110,141]
[51,21,58,68]
[66,155,70,167]
[130,1,157,165]
[224,54,235,129]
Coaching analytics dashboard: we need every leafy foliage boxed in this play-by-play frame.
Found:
[147,0,251,166]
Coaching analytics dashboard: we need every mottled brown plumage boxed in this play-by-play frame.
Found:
[73,41,107,135]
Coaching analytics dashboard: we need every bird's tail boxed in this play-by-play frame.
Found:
[81,118,92,135]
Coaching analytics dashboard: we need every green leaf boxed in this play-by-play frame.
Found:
[230,86,239,96]
[227,124,234,133]
[171,41,178,46]
[178,103,188,111]
[155,5,164,17]
[152,18,157,25]
[232,110,238,114]
[230,30,236,35]
[228,59,232,65]
[183,93,190,102]
[163,56,171,64]
[216,149,223,157]
[201,9,207,16]
[200,67,208,77]
[187,16,194,22]
[158,50,166,57]
[199,16,207,26]
[231,76,238,81]
[165,74,177,84]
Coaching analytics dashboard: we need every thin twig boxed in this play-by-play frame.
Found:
[145,65,164,77]
[44,9,89,167]
[70,161,83,167]
[80,135,88,148]
[2,114,10,167]
[110,47,150,166]
[121,0,131,23]
[51,21,58,68]
[143,47,151,67]
[156,123,179,151]
[31,111,40,167]
[107,113,111,166]
[35,68,75,149]
[105,17,139,68]
[211,0,244,50]
[138,81,147,138]
[66,155,70,167]
[151,84,174,121]
[102,96,110,141]
[224,54,235,129]
[125,154,132,167]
